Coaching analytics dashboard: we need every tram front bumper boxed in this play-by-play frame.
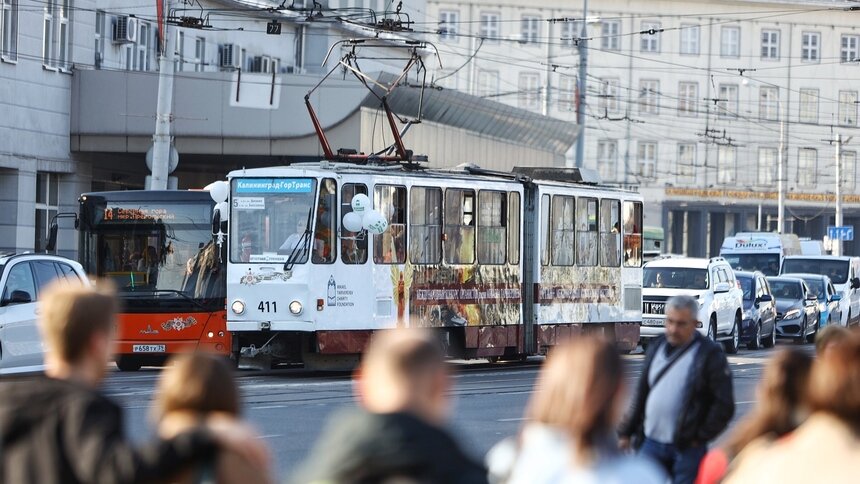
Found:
[227,320,315,332]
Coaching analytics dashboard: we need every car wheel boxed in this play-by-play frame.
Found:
[763,321,776,348]
[724,315,740,354]
[116,356,142,372]
[795,317,807,344]
[707,316,717,343]
[806,315,819,344]
[748,321,762,350]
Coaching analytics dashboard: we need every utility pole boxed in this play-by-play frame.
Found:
[574,0,588,168]
[835,133,843,256]
[777,113,785,234]
[149,0,176,190]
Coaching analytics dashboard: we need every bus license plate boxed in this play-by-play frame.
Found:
[642,318,664,327]
[132,344,166,353]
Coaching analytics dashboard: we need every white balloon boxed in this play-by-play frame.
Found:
[215,201,230,222]
[342,211,363,232]
[208,181,229,203]
[351,193,371,214]
[362,210,389,235]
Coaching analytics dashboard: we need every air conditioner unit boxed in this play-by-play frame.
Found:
[219,44,241,69]
[113,16,138,44]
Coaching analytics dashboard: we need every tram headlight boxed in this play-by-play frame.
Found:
[231,300,246,315]
[289,300,303,315]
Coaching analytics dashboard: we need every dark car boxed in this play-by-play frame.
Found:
[782,273,842,330]
[767,276,820,343]
[735,271,777,349]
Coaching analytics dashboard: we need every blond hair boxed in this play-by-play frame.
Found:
[38,281,117,363]
[809,330,860,428]
[154,352,240,421]
[361,329,446,388]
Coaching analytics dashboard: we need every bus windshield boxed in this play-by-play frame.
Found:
[722,254,780,276]
[230,178,318,263]
[782,258,849,285]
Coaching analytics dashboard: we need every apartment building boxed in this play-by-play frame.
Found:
[426,0,860,256]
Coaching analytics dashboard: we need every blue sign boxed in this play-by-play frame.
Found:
[828,225,854,241]
[235,178,315,194]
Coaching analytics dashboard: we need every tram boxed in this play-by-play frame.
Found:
[212,163,643,368]
[77,190,229,371]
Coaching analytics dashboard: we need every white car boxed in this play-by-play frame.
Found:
[0,253,89,375]
[641,257,745,353]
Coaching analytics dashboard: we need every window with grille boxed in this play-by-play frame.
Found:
[479,12,499,42]
[439,10,459,42]
[841,35,858,63]
[561,21,582,48]
[718,146,736,185]
[801,32,820,62]
[640,21,661,53]
[797,149,817,187]
[678,82,698,117]
[718,84,738,118]
[759,87,779,121]
[597,140,618,181]
[601,21,620,50]
[598,78,620,113]
[798,88,818,123]
[758,147,777,186]
[761,30,779,60]
[518,72,540,110]
[637,142,657,179]
[677,143,696,184]
[680,25,699,55]
[721,26,740,57]
[839,91,857,126]
[521,15,540,44]
[639,79,660,114]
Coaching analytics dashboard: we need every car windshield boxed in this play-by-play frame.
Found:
[769,280,803,300]
[644,267,709,290]
[737,276,753,300]
[782,259,849,285]
[722,254,781,276]
[802,278,826,300]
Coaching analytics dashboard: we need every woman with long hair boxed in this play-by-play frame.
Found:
[696,348,812,484]
[487,337,665,483]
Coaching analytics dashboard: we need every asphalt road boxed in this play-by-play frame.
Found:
[103,341,813,481]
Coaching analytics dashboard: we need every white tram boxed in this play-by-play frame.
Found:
[213,163,644,367]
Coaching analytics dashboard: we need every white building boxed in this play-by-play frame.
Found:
[425,0,860,256]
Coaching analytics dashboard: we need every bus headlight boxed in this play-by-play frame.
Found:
[289,300,303,315]
[231,300,246,315]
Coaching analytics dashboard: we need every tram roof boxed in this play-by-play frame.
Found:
[79,190,214,203]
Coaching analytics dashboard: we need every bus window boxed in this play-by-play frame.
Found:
[508,192,520,265]
[600,199,621,267]
[576,197,598,266]
[623,201,643,267]
[444,188,476,264]
[478,190,506,265]
[410,187,442,264]
[540,194,550,266]
[551,195,575,266]
[313,178,337,264]
[341,184,368,264]
[373,185,407,264]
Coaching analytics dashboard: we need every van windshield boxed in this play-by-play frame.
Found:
[644,267,709,290]
[722,254,780,276]
[782,259,849,285]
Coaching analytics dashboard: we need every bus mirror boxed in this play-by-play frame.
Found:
[46,222,59,253]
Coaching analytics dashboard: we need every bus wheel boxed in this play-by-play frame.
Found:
[116,356,142,372]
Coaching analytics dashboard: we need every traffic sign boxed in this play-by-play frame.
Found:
[828,225,854,241]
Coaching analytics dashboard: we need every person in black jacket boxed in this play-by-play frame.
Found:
[292,329,488,484]
[619,295,735,484]
[0,282,268,484]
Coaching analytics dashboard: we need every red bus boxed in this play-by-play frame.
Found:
[77,190,228,371]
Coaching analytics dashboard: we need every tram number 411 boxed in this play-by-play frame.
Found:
[258,301,277,313]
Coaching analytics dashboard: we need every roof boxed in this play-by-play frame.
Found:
[361,72,580,155]
[784,255,854,261]
[644,257,716,269]
[766,276,807,283]
[781,273,831,281]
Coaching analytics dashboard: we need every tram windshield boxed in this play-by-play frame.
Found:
[79,197,224,310]
[230,178,319,263]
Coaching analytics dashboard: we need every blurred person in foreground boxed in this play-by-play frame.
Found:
[0,282,267,484]
[154,352,274,484]
[618,295,735,484]
[695,348,812,484]
[815,324,850,356]
[486,337,666,484]
[725,331,860,483]
[292,329,487,484]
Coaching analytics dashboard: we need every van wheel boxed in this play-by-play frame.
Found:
[116,356,142,372]
[747,321,762,350]
[724,316,740,354]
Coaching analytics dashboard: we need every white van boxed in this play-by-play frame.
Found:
[799,239,825,256]
[781,256,860,327]
[720,232,802,277]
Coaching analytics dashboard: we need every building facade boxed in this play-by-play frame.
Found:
[425,0,860,256]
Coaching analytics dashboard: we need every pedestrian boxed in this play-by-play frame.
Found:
[695,348,812,484]
[0,282,268,484]
[618,295,735,484]
[486,337,666,484]
[814,324,850,356]
[154,352,274,484]
[292,329,487,484]
[725,331,860,483]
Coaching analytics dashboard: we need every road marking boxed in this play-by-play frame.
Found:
[251,405,286,410]
[258,434,284,439]
[497,417,528,422]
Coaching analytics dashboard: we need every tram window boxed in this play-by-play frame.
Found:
[576,197,598,266]
[341,184,368,265]
[551,195,576,266]
[444,188,476,264]
[623,201,643,267]
[600,199,621,267]
[312,178,337,264]
[508,192,520,265]
[478,191,507,265]
[410,187,442,264]
[540,194,550,266]
[373,185,407,264]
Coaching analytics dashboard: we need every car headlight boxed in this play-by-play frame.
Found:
[783,308,801,320]
[289,300,303,315]
[231,300,246,315]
